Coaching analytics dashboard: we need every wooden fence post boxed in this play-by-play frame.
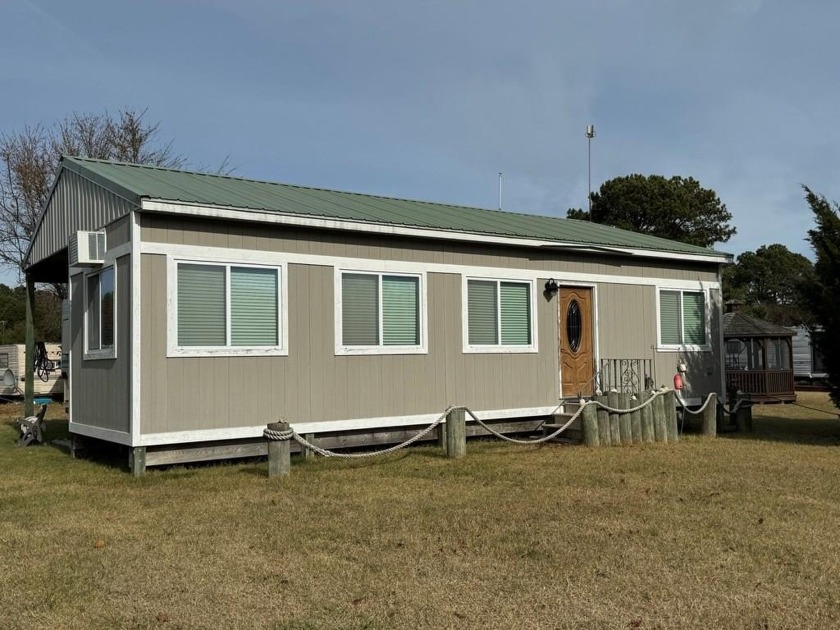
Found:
[734,395,753,432]
[267,421,291,478]
[445,407,467,458]
[607,390,621,445]
[640,390,655,443]
[630,395,642,444]
[701,393,717,437]
[618,392,632,446]
[595,395,611,446]
[582,403,599,447]
[652,392,667,442]
[664,390,679,442]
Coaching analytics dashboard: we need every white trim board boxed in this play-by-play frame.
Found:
[140,200,731,265]
[138,405,561,447]
[461,276,539,354]
[333,267,429,356]
[70,422,133,446]
[654,286,713,353]
[131,210,142,445]
[165,257,290,358]
[140,242,721,292]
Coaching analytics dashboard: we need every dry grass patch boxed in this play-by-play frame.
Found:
[1,395,840,629]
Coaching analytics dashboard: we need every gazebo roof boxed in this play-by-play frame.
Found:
[723,312,794,338]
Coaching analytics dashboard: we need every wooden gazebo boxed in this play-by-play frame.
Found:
[723,311,796,403]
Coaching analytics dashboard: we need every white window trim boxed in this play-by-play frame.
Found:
[655,287,711,352]
[334,268,428,356]
[462,276,538,354]
[83,264,117,360]
[167,257,288,358]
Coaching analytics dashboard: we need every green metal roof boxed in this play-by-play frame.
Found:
[62,156,729,260]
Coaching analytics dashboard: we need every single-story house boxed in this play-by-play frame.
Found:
[24,157,732,471]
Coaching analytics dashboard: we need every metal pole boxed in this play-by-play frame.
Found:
[24,275,35,417]
[498,172,502,210]
[588,137,591,217]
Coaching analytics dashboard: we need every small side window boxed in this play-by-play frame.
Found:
[85,266,116,358]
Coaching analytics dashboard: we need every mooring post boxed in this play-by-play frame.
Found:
[595,395,611,446]
[618,392,632,445]
[716,402,727,433]
[652,391,667,442]
[267,421,291,477]
[701,393,718,437]
[664,390,679,442]
[736,394,753,432]
[640,390,655,443]
[581,402,599,447]
[630,395,642,444]
[445,407,467,458]
[607,390,621,445]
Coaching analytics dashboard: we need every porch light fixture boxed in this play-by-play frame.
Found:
[544,278,559,294]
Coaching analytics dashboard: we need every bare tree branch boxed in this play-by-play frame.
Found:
[0,108,189,283]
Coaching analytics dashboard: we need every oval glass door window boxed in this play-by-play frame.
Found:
[567,300,582,352]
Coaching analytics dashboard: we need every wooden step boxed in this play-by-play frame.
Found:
[542,413,583,443]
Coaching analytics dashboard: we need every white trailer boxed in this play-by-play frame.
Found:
[790,326,827,383]
[0,343,63,398]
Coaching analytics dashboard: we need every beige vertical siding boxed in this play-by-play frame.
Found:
[140,258,559,434]
[136,214,724,436]
[27,170,136,268]
[596,282,722,396]
[70,255,131,432]
[105,216,131,248]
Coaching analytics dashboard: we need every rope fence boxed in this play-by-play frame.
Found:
[262,388,696,476]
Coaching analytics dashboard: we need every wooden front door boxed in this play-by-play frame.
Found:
[559,287,595,397]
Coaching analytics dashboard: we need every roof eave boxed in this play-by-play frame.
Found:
[141,198,731,265]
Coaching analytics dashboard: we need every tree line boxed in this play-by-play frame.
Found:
[569,174,838,405]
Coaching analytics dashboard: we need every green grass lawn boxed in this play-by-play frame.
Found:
[1,394,840,629]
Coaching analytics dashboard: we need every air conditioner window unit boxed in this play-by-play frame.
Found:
[69,231,106,266]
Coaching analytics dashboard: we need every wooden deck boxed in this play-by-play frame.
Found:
[725,369,796,403]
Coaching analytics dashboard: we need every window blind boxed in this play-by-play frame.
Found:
[342,273,379,345]
[382,275,419,345]
[468,280,498,345]
[500,282,531,345]
[178,264,226,346]
[659,290,681,345]
[231,267,278,346]
[681,292,705,345]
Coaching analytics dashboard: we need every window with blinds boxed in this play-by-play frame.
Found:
[659,289,706,347]
[176,262,281,350]
[86,266,116,357]
[341,272,421,350]
[467,279,532,348]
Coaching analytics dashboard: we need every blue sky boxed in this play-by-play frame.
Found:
[2,0,838,284]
